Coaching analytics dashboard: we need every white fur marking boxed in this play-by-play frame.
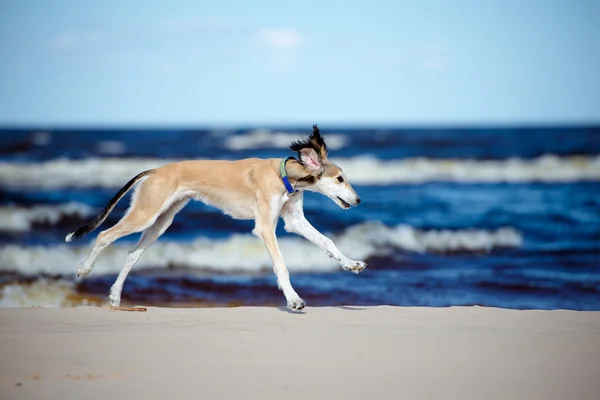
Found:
[283,193,365,273]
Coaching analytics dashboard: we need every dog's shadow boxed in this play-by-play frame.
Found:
[277,305,368,314]
[277,307,307,315]
[336,305,368,311]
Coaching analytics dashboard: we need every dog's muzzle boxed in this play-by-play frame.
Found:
[337,196,361,208]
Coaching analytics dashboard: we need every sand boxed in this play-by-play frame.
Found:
[1,306,599,400]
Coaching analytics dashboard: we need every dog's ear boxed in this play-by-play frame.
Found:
[297,147,324,173]
[308,124,328,160]
[290,124,327,174]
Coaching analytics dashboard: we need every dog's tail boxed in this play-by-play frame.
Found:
[65,170,154,243]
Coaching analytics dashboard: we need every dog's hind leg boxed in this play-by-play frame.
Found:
[76,216,149,279]
[108,198,189,307]
[77,174,177,279]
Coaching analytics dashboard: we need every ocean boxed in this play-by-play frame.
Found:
[1,126,599,310]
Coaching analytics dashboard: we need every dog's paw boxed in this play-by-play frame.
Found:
[287,297,306,311]
[108,294,120,308]
[343,260,367,274]
[76,265,90,278]
[76,261,95,278]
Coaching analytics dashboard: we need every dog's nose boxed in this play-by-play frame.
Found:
[356,197,361,205]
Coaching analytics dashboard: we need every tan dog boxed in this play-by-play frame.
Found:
[66,125,366,310]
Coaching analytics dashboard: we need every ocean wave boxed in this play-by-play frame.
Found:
[0,202,95,232]
[0,157,178,189]
[0,278,84,307]
[0,222,522,276]
[1,154,598,189]
[348,154,600,184]
[224,129,348,151]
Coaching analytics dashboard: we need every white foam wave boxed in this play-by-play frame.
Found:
[224,129,348,151]
[0,202,96,232]
[340,222,522,253]
[1,154,598,189]
[30,131,52,146]
[345,154,600,184]
[0,278,84,307]
[0,157,179,189]
[0,222,522,276]
[96,140,127,155]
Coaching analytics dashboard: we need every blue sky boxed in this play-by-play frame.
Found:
[1,0,599,126]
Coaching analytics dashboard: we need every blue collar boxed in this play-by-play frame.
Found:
[279,156,297,195]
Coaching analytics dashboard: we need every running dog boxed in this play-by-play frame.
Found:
[66,125,366,310]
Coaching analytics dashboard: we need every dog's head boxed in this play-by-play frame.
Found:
[290,125,361,209]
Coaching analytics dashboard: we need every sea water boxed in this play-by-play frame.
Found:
[1,126,599,309]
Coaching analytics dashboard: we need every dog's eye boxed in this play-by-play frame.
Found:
[337,176,344,183]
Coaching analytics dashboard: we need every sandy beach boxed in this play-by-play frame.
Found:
[1,306,599,400]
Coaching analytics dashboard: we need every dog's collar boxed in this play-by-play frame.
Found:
[279,156,297,195]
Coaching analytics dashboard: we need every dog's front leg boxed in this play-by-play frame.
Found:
[282,194,367,274]
[253,194,305,311]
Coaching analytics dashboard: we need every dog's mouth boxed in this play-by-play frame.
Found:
[337,196,351,209]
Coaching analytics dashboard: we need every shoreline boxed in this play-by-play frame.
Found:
[1,306,599,399]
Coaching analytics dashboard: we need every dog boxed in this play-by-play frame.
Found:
[65,125,366,310]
